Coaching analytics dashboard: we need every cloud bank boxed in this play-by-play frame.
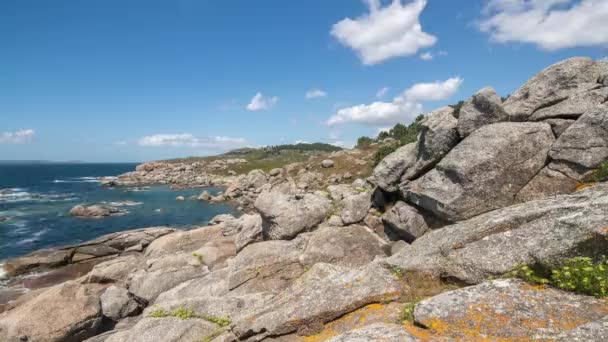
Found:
[0,129,35,144]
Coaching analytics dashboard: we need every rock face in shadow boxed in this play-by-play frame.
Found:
[372,143,416,193]
[387,184,608,283]
[414,279,608,340]
[404,122,555,221]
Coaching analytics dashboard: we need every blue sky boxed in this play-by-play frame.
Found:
[1,0,607,162]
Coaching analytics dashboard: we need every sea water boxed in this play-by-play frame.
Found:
[0,163,235,261]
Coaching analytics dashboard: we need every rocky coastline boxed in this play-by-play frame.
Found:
[1,57,608,341]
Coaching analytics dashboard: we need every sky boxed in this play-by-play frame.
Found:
[1,0,607,162]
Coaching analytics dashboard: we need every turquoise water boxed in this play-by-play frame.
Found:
[0,163,235,261]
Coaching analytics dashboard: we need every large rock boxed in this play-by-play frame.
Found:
[0,281,103,341]
[340,191,372,225]
[386,184,608,283]
[299,225,388,268]
[144,225,223,258]
[515,167,578,202]
[154,268,231,304]
[100,285,141,321]
[457,86,508,138]
[233,263,400,340]
[327,323,419,342]
[404,122,554,221]
[549,104,608,179]
[226,239,306,294]
[382,201,438,242]
[530,87,608,121]
[414,279,608,340]
[234,214,263,252]
[372,143,416,192]
[103,317,218,342]
[403,106,460,180]
[255,191,332,240]
[503,57,607,121]
[70,205,128,218]
[2,249,72,277]
[556,315,608,341]
[83,255,142,284]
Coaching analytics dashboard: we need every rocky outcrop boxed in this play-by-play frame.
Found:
[0,281,103,341]
[457,86,508,138]
[404,122,554,221]
[100,286,142,321]
[372,143,416,192]
[503,57,607,121]
[2,227,175,277]
[255,190,332,240]
[549,104,608,179]
[387,184,608,283]
[382,201,439,242]
[70,205,129,218]
[404,106,460,180]
[414,279,608,340]
[327,323,419,342]
[232,263,400,340]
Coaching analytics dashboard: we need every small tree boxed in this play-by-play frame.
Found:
[356,136,374,149]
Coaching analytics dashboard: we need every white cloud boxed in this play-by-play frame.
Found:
[401,77,463,102]
[479,0,608,50]
[246,92,279,111]
[137,133,247,151]
[377,127,392,134]
[331,0,437,65]
[295,140,310,144]
[305,89,328,99]
[327,77,462,126]
[376,87,390,98]
[419,52,433,60]
[0,129,35,144]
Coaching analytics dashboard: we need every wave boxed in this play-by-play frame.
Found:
[101,201,143,207]
[0,189,78,204]
[51,178,99,183]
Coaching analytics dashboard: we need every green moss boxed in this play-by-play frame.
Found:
[148,306,232,327]
[192,252,204,264]
[388,266,407,279]
[505,257,608,298]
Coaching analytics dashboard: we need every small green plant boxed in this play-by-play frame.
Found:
[398,300,419,323]
[586,161,608,183]
[388,266,407,279]
[148,307,170,318]
[505,257,608,298]
[551,257,608,297]
[192,252,205,264]
[148,306,231,327]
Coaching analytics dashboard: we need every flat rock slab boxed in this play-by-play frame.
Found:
[414,279,608,340]
[104,317,219,342]
[327,323,420,342]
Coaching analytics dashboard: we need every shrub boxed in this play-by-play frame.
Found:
[505,257,608,298]
[551,257,608,297]
[450,101,465,116]
[356,136,374,149]
[586,161,608,183]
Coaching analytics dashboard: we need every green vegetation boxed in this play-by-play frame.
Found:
[398,300,419,323]
[373,144,399,166]
[148,306,232,327]
[450,101,465,116]
[505,257,608,298]
[356,136,374,149]
[388,266,407,279]
[585,161,608,183]
[192,252,204,264]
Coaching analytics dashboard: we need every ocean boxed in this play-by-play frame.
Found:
[0,163,236,264]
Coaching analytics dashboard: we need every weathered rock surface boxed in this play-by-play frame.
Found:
[233,263,400,340]
[549,104,608,179]
[255,191,332,240]
[339,190,372,225]
[103,317,218,342]
[321,159,335,168]
[387,184,608,283]
[544,118,576,137]
[503,57,606,121]
[382,201,437,242]
[101,286,141,321]
[457,86,508,138]
[414,279,608,340]
[83,255,142,284]
[234,214,263,252]
[530,87,608,121]
[555,315,608,341]
[70,205,128,218]
[327,323,419,342]
[372,143,416,192]
[515,167,578,202]
[404,122,554,221]
[144,225,223,258]
[404,106,460,180]
[0,281,103,342]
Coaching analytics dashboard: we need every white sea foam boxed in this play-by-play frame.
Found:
[0,263,8,280]
[102,201,143,207]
